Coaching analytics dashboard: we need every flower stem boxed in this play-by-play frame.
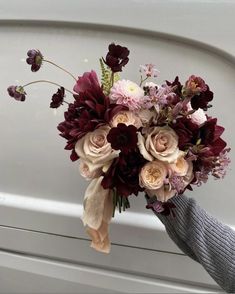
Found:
[23,80,74,95]
[140,75,149,87]
[43,59,77,82]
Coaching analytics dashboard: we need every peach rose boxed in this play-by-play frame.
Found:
[183,160,194,187]
[169,151,189,176]
[139,160,167,190]
[154,185,176,202]
[110,110,142,129]
[143,126,180,163]
[75,125,119,172]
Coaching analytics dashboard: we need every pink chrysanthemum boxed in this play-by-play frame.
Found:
[109,80,144,110]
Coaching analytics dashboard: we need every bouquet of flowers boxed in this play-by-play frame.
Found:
[8,43,230,253]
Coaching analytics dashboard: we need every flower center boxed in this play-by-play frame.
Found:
[146,167,161,183]
[93,134,105,147]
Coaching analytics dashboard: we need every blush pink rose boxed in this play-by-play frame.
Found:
[138,126,180,163]
[75,125,119,172]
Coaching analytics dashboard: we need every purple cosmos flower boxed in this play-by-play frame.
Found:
[50,87,65,108]
[26,49,43,72]
[7,85,26,101]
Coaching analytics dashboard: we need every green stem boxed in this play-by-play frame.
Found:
[139,75,149,87]
[23,80,74,95]
[43,59,77,82]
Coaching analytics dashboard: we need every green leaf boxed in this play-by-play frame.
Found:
[99,58,120,95]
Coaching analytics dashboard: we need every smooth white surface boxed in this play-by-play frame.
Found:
[0,0,234,291]
[0,226,218,287]
[0,249,219,293]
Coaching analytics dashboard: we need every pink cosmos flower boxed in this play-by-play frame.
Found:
[140,64,160,78]
[109,80,144,110]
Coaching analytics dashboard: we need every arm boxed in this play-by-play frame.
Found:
[149,195,235,293]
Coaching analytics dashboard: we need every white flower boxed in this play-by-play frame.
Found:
[187,102,207,125]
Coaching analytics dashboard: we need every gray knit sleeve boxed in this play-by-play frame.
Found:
[150,195,235,293]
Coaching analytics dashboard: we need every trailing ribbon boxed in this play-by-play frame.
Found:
[82,176,113,253]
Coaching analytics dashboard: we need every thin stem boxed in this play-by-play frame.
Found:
[140,75,149,87]
[23,80,74,95]
[43,59,77,82]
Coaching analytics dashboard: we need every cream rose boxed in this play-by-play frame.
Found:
[139,160,167,190]
[136,109,155,126]
[169,151,189,176]
[110,111,142,129]
[75,125,119,172]
[138,126,180,163]
[79,160,102,180]
[147,126,180,163]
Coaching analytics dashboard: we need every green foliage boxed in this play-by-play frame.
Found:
[112,188,130,217]
[99,58,120,95]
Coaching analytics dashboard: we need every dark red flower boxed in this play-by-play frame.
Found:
[183,75,207,97]
[199,118,226,156]
[190,86,213,110]
[171,117,199,149]
[58,71,128,161]
[26,49,43,72]
[103,43,130,73]
[101,150,147,197]
[107,123,138,154]
[50,87,65,108]
[166,76,183,98]
[7,85,26,101]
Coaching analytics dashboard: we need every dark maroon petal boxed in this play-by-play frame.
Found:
[103,43,130,73]
[50,87,65,108]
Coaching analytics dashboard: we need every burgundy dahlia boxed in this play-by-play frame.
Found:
[101,150,147,197]
[171,117,199,149]
[50,87,65,108]
[107,123,138,154]
[26,49,43,72]
[58,71,128,161]
[7,85,26,101]
[104,43,130,73]
[199,118,226,156]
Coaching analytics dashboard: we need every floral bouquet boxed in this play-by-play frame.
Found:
[8,43,230,253]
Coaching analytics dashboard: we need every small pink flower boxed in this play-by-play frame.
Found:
[140,64,160,78]
[109,80,144,110]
